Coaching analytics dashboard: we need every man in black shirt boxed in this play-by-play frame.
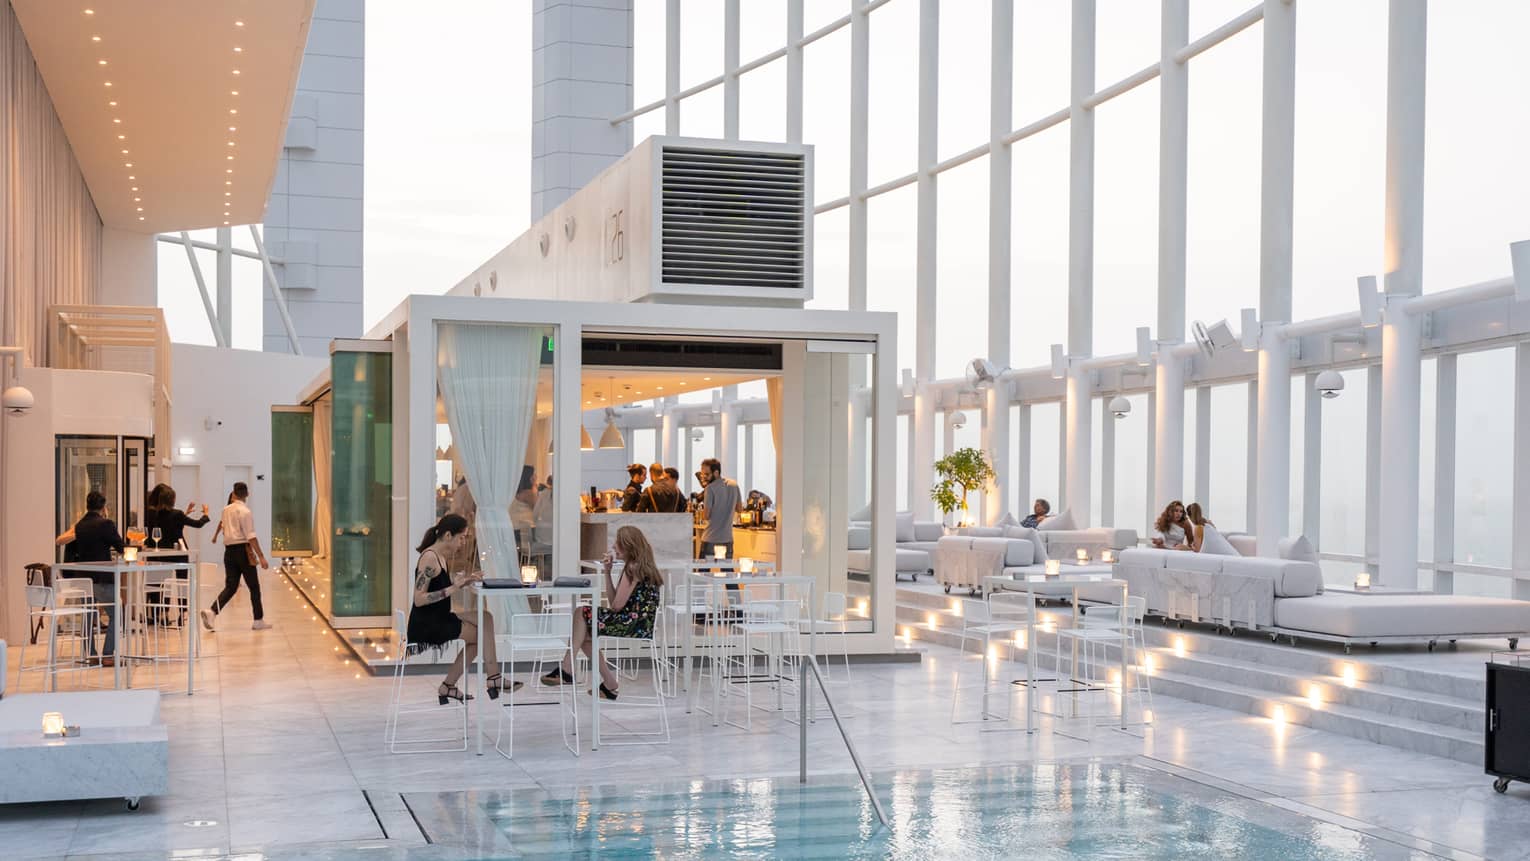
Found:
[637,467,687,513]
[62,490,126,663]
[619,464,647,512]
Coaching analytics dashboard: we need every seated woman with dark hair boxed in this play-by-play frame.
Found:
[408,514,521,703]
[542,525,664,700]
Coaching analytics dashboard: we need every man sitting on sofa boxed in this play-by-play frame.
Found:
[1020,498,1051,529]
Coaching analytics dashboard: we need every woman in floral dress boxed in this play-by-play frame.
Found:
[542,525,664,700]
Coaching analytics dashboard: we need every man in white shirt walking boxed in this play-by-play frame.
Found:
[200,482,271,631]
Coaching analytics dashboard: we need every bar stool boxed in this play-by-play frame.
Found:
[19,585,99,691]
[495,613,579,758]
[1053,595,1153,730]
[385,610,467,754]
[725,597,804,729]
[800,591,853,683]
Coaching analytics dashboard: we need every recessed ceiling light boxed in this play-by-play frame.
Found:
[703,377,712,381]
[133,197,140,202]
[226,141,235,147]
[84,9,94,15]
[91,35,100,42]
[223,221,230,225]
[120,149,128,154]
[138,216,144,221]
[228,126,236,132]
[116,134,124,140]
[104,81,112,87]
[233,46,243,53]
[124,162,132,167]
[127,175,135,180]
[130,187,137,191]
[135,207,142,212]
[225,169,233,174]
[107,100,116,106]
[97,59,107,65]
[229,108,237,115]
[656,386,665,391]
[231,90,239,96]
[224,192,231,196]
[234,20,244,27]
[112,117,120,123]
[225,180,231,186]
[226,155,234,160]
[232,69,241,75]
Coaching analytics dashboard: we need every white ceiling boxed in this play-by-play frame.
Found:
[434,369,772,423]
[11,0,313,233]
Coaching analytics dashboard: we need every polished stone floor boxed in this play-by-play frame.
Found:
[2,571,1526,860]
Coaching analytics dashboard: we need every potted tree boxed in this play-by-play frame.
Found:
[931,447,996,528]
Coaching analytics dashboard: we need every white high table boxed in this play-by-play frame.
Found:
[983,572,1129,732]
[62,560,198,695]
[469,582,601,755]
[682,571,816,725]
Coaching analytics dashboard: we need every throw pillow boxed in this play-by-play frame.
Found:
[1199,525,1240,556]
[895,512,916,544]
[1005,525,1049,564]
[1278,534,1319,564]
[1036,508,1076,531]
[997,511,1020,527]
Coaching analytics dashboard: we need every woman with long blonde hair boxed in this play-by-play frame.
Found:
[1184,503,1214,552]
[542,525,665,700]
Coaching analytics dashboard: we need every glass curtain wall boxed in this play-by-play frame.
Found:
[270,407,315,553]
[330,350,393,617]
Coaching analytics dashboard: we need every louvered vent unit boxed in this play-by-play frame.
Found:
[660,146,807,290]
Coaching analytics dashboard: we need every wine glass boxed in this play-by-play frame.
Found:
[150,527,162,550]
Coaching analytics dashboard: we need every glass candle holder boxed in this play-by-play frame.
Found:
[41,712,65,738]
[1354,572,1371,590]
[122,546,138,563]
[1101,549,1116,564]
[520,565,538,585]
[713,546,726,560]
[739,557,755,574]
[1044,559,1061,577]
[1075,548,1090,565]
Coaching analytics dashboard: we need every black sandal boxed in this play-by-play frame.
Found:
[600,683,619,701]
[541,668,575,687]
[485,674,524,700]
[438,683,473,705]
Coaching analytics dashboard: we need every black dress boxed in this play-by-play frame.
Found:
[152,507,210,570]
[407,550,462,646]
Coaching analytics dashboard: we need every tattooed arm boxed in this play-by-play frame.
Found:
[413,555,454,607]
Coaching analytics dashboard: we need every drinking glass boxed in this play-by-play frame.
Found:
[151,527,162,550]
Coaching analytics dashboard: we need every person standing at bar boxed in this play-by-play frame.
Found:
[637,466,686,513]
[200,482,270,632]
[698,458,743,560]
[619,464,647,512]
[62,490,126,665]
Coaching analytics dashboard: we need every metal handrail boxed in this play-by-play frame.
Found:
[798,658,889,829]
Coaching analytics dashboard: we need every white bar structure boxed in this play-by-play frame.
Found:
[1246,377,1260,538]
[1365,364,1383,576]
[1516,343,1530,600]
[215,225,233,348]
[175,232,226,349]
[1016,403,1031,510]
[848,0,869,313]
[786,0,803,143]
[910,0,938,520]
[1100,396,1115,527]
[1432,355,1456,592]
[1153,0,1190,512]
[1376,0,1428,586]
[723,0,739,140]
[1302,370,1323,548]
[984,0,1013,524]
[665,0,680,134]
[1065,0,1096,526]
[1195,385,1211,505]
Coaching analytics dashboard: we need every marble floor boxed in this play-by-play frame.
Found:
[2,571,1526,860]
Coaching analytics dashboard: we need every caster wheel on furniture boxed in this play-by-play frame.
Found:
[1494,778,1510,794]
[943,584,952,594]
[126,798,140,811]
[970,588,979,597]
[1344,644,1352,654]
[1427,641,1437,652]
[1511,638,1520,650]
[1271,633,1279,643]
[1370,642,1379,649]
[1177,621,1185,629]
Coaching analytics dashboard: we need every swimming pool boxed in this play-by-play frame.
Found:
[468,761,1419,859]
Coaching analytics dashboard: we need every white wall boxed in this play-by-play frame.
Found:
[166,344,328,563]
[1,368,153,643]
[99,227,158,307]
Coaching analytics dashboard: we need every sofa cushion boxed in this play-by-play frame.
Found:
[1003,525,1049,564]
[851,505,872,522]
[1220,556,1323,598]
[1279,534,1319,564]
[1274,593,1530,639]
[964,526,1005,538]
[914,521,945,542]
[998,511,1020,527]
[1117,547,1171,569]
[1166,552,1230,575]
[1037,508,1076,531]
[1199,525,1240,556]
[895,512,916,543]
[1226,533,1258,557]
[847,525,871,552]
[847,547,930,574]
[970,537,1033,568]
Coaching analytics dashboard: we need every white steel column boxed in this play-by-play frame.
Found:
[1154,355,1185,506]
[1365,364,1382,576]
[660,399,677,469]
[1302,371,1323,548]
[719,390,739,479]
[1058,404,1068,511]
[1100,396,1115,527]
[1066,366,1092,525]
[1514,344,1530,600]
[911,0,939,519]
[1376,0,1428,587]
[786,0,804,143]
[1157,0,1189,347]
[1017,403,1032,510]
[1065,1,1096,526]
[215,226,233,347]
[849,0,869,311]
[743,423,755,493]
[1255,341,1291,554]
[1259,0,1296,324]
[1432,354,1456,593]
[984,0,1014,524]
[1145,390,1157,534]
[665,0,681,134]
[1195,385,1211,505]
[1247,377,1261,536]
[723,0,740,140]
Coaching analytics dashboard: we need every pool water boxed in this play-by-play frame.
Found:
[480,762,1411,859]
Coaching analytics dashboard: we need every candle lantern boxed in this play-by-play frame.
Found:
[520,565,538,585]
[1044,559,1062,577]
[739,557,755,574]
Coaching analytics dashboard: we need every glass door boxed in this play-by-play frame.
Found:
[55,435,151,553]
[121,437,148,540]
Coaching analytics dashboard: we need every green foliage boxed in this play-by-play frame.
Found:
[930,447,996,516]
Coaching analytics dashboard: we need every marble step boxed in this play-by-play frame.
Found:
[894,602,1484,763]
[1148,668,1482,765]
[1148,649,1481,733]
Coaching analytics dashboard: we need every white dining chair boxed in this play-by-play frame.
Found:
[18,584,99,692]
[495,612,579,758]
[384,609,467,754]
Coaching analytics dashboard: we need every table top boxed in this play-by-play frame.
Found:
[687,572,811,587]
[985,574,1125,594]
[469,583,598,596]
[1325,585,1434,595]
[59,561,190,573]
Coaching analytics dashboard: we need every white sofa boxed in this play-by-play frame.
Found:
[847,512,942,581]
[1117,545,1530,651]
[961,524,1138,562]
[933,535,1036,594]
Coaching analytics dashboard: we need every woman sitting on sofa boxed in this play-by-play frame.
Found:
[1152,500,1192,550]
[1183,503,1215,552]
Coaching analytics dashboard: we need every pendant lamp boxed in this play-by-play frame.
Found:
[597,376,625,449]
[579,424,595,451]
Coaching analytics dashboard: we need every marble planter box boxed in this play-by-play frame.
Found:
[0,690,168,806]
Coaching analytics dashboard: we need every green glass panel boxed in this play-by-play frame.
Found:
[270,410,314,553]
[331,351,392,616]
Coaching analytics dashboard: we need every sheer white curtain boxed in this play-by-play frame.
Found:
[436,323,543,581]
[312,396,333,559]
[766,377,785,501]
